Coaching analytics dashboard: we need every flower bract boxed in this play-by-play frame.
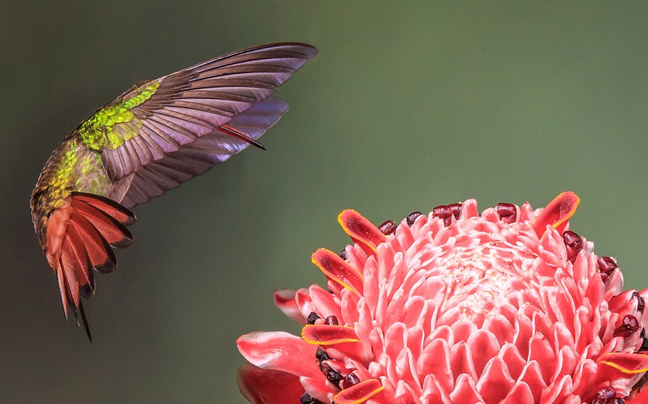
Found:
[237,192,648,404]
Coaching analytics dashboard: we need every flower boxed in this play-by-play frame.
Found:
[237,192,648,404]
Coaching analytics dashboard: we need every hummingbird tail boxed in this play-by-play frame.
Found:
[45,193,136,338]
[76,302,92,342]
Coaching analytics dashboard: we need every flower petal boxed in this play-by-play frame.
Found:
[237,363,303,404]
[338,209,386,252]
[450,373,482,404]
[302,324,360,345]
[531,191,580,237]
[312,248,363,294]
[273,289,306,324]
[237,331,321,379]
[334,379,385,404]
[598,352,648,376]
[476,357,515,404]
[500,381,534,404]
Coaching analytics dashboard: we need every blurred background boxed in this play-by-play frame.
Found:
[1,1,648,403]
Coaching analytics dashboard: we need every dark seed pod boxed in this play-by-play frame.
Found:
[432,205,452,218]
[563,231,582,263]
[634,291,645,313]
[315,346,331,362]
[378,220,397,235]
[307,312,320,325]
[300,392,325,404]
[592,386,616,404]
[320,362,343,388]
[433,205,453,226]
[325,316,339,326]
[300,392,314,404]
[339,372,361,389]
[496,203,517,224]
[406,212,422,226]
[614,315,639,338]
[598,256,617,283]
[448,202,463,219]
[344,373,360,387]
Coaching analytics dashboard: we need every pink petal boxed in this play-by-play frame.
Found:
[300,376,333,402]
[597,352,648,380]
[312,248,364,295]
[518,361,547,398]
[467,329,501,377]
[476,357,515,404]
[450,342,478,381]
[418,339,453,394]
[498,343,526,380]
[273,289,306,324]
[309,284,344,321]
[338,209,386,252]
[531,191,580,237]
[237,331,321,379]
[449,373,482,404]
[237,363,303,404]
[334,379,384,404]
[302,324,360,345]
[527,333,556,384]
[500,381,534,404]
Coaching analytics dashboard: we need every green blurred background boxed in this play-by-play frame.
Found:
[1,1,648,403]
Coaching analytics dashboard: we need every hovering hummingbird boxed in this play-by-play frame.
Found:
[30,42,317,339]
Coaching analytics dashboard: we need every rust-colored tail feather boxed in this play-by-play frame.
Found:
[72,193,136,225]
[45,192,136,340]
[69,211,117,273]
[71,196,134,247]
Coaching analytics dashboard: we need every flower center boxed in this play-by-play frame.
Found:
[404,219,539,325]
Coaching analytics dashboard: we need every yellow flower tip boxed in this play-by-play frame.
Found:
[301,324,360,345]
[311,248,363,295]
[333,379,385,404]
[337,209,386,252]
[532,191,580,237]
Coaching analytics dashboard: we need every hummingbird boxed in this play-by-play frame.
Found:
[30,42,317,339]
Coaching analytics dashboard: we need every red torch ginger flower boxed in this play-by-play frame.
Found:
[237,192,648,404]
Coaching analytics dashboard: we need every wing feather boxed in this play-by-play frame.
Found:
[120,98,288,208]
[81,43,316,181]
[141,124,180,153]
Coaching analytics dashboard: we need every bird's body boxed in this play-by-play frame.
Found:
[32,135,120,240]
[30,43,317,338]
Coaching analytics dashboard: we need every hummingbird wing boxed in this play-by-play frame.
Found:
[76,42,317,184]
[120,97,287,207]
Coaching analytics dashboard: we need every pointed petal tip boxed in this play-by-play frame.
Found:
[337,209,386,251]
[311,249,363,295]
[532,191,580,237]
[301,324,360,345]
[333,379,384,404]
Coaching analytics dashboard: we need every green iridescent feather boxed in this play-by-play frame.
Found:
[78,81,160,150]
